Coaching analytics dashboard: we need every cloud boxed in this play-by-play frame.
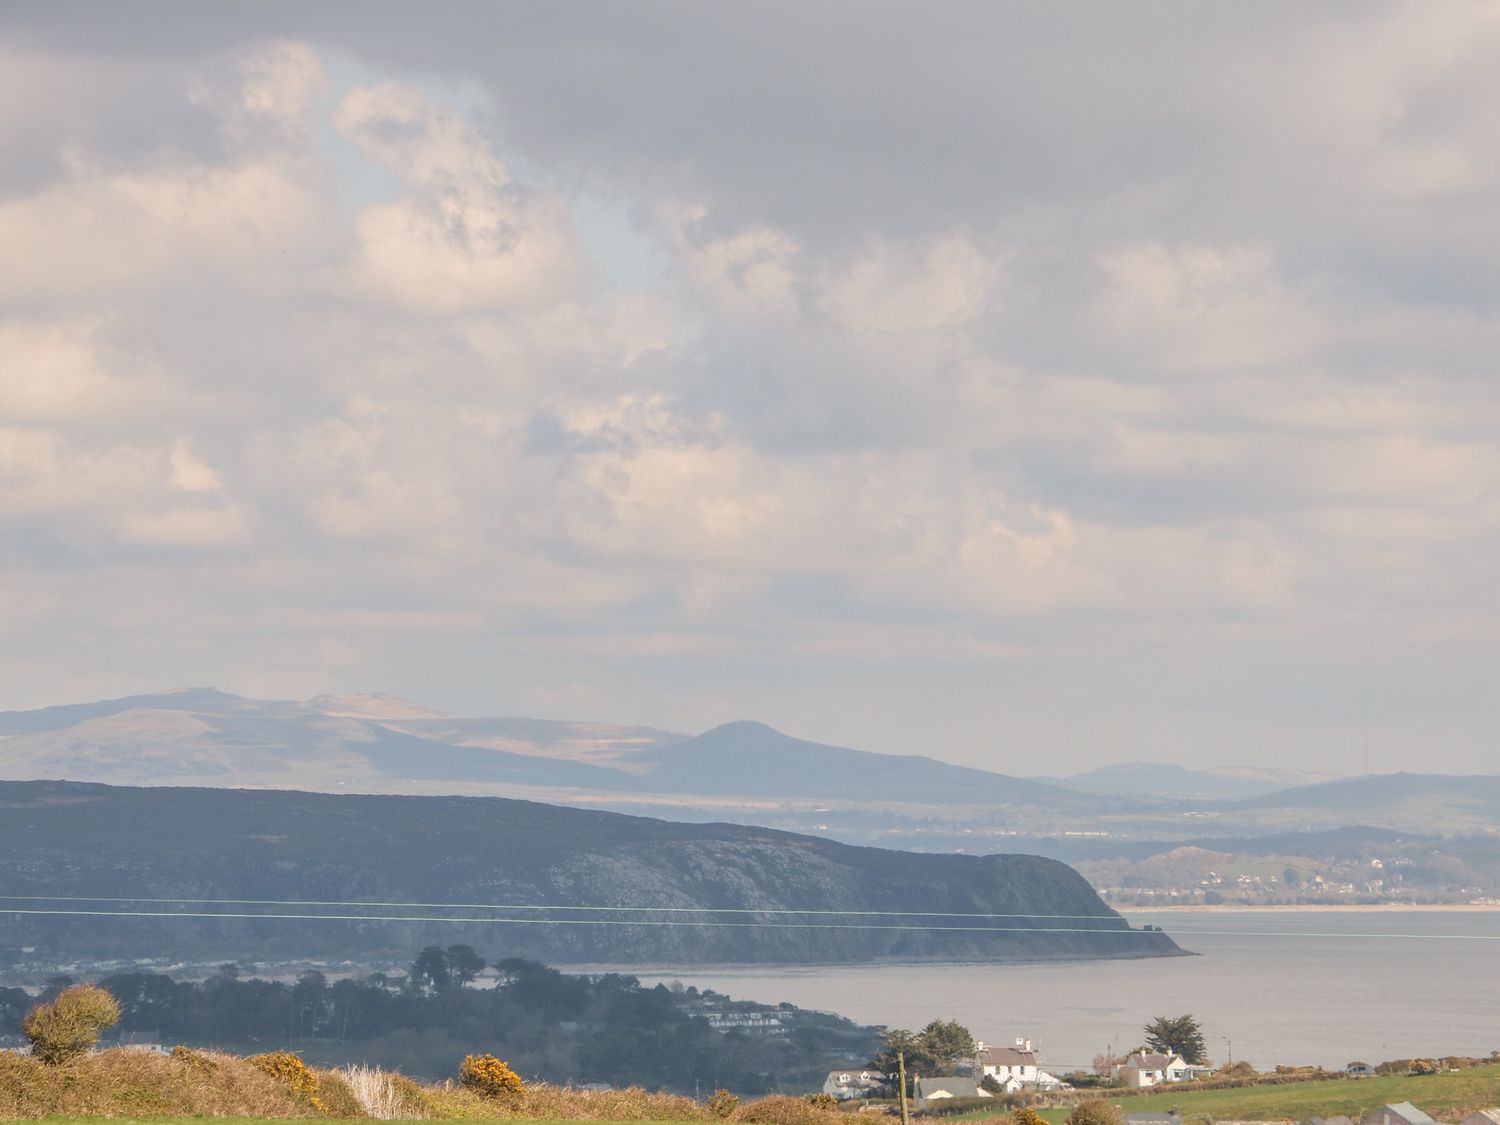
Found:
[0,10,1497,771]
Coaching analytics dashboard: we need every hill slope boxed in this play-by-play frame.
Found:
[0,779,1181,966]
[1231,772,1500,832]
[633,720,1082,803]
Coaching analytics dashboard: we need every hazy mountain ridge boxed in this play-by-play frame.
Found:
[0,689,1089,807]
[4,690,1497,851]
[0,779,1183,966]
[1049,761,1339,801]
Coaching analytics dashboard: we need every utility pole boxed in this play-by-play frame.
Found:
[898,1051,910,1125]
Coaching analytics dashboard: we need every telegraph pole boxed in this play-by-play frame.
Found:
[898,1051,910,1125]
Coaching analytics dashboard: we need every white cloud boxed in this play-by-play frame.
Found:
[1,17,1499,770]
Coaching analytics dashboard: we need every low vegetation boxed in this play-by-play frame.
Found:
[0,1041,853,1122]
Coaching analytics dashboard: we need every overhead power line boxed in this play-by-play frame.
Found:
[0,893,1129,921]
[1,903,1497,940]
[0,906,1162,933]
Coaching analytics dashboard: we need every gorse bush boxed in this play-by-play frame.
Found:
[458,1053,524,1099]
[1067,1100,1124,1125]
[708,1088,741,1117]
[247,1050,323,1111]
[1014,1107,1049,1125]
[731,1094,844,1125]
[20,984,121,1064]
[170,1044,218,1072]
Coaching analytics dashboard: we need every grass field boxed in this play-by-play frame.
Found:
[965,1065,1500,1125]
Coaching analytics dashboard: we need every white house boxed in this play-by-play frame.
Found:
[975,1039,1065,1091]
[1113,1052,1193,1088]
[821,1069,887,1100]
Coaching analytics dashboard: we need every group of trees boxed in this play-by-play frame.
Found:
[870,1019,977,1090]
[0,950,873,1095]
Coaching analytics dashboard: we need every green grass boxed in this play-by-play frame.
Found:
[949,1064,1500,1124]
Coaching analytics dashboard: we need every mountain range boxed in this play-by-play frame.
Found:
[3,689,1497,842]
[0,688,1088,807]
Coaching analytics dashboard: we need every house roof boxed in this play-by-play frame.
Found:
[1376,1104,1436,1125]
[1124,1114,1181,1125]
[1462,1110,1500,1125]
[979,1047,1038,1066]
[1126,1052,1183,1069]
[915,1077,982,1099]
[1305,1115,1356,1125]
[825,1070,884,1085]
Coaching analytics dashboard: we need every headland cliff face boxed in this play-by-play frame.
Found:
[0,780,1183,964]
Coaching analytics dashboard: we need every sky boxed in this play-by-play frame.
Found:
[1,2,1497,776]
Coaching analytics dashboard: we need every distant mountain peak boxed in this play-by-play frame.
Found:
[698,719,783,737]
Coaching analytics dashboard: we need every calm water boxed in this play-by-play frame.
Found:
[619,910,1500,1072]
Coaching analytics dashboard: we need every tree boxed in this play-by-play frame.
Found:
[22,983,121,1064]
[446,944,486,989]
[1143,1014,1207,1065]
[408,946,450,995]
[870,1019,977,1083]
[919,1019,976,1072]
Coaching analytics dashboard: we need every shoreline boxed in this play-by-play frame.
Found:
[1119,902,1500,913]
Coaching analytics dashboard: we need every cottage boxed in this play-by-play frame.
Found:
[1363,1104,1437,1125]
[1112,1052,1192,1088]
[1345,1062,1375,1077]
[821,1069,887,1100]
[914,1076,989,1106]
[975,1038,1065,1091]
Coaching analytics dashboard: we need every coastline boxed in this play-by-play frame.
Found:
[1119,902,1500,913]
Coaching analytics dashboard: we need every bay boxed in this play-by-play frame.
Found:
[618,910,1500,1073]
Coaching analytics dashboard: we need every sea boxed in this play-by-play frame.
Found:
[615,910,1500,1072]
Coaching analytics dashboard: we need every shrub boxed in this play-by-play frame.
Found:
[733,1093,844,1125]
[247,1050,322,1110]
[311,1067,365,1118]
[458,1052,525,1099]
[1068,1100,1124,1125]
[709,1088,741,1117]
[170,1044,218,1072]
[807,1092,839,1109]
[1014,1108,1048,1125]
[21,984,121,1064]
[517,1082,708,1121]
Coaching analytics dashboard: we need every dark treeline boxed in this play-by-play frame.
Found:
[1,946,874,1095]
